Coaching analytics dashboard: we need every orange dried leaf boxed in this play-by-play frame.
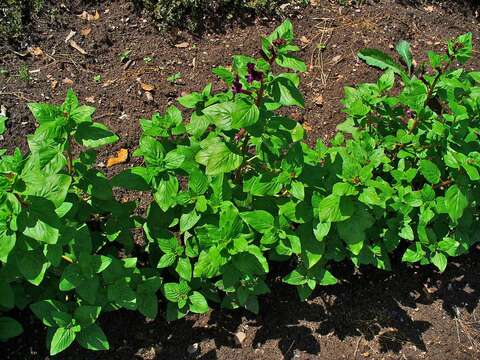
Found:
[140,82,155,92]
[80,27,92,36]
[107,148,128,167]
[29,46,44,57]
[78,10,100,21]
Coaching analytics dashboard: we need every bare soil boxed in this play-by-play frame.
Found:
[1,0,480,359]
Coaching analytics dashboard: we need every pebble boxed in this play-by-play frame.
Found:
[187,343,199,355]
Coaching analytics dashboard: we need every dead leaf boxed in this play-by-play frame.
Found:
[330,55,342,65]
[85,96,95,103]
[302,122,313,131]
[28,46,44,57]
[300,36,309,44]
[175,42,189,48]
[51,80,58,90]
[69,40,87,55]
[80,27,92,36]
[424,5,435,12]
[310,0,320,6]
[63,78,74,86]
[107,148,128,167]
[78,10,100,21]
[140,82,155,92]
[65,30,76,43]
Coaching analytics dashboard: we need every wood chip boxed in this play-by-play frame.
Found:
[51,80,58,90]
[65,30,76,43]
[69,40,87,55]
[77,10,100,21]
[234,332,247,346]
[107,148,128,167]
[175,42,189,48]
[300,36,309,44]
[80,27,92,36]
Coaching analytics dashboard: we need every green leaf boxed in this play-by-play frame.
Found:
[419,160,441,184]
[164,150,185,169]
[17,250,50,285]
[232,99,259,129]
[358,48,406,77]
[402,242,425,263]
[180,209,201,233]
[189,170,209,195]
[154,175,178,211]
[50,327,76,355]
[271,77,304,108]
[176,257,192,282]
[74,306,101,326]
[240,210,274,233]
[107,279,136,310]
[444,185,468,222]
[395,40,413,72]
[0,282,14,309]
[137,292,158,319]
[195,142,243,176]
[71,105,95,123]
[283,269,306,285]
[431,252,447,272]
[158,253,176,268]
[276,54,307,72]
[30,300,66,327]
[0,317,23,341]
[189,291,209,314]
[178,92,203,108]
[111,167,153,191]
[75,122,118,148]
[27,103,62,124]
[318,195,354,223]
[77,324,110,351]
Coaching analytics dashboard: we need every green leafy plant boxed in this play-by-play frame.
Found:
[93,74,102,83]
[1,21,479,356]
[167,71,182,84]
[18,64,30,82]
[119,50,132,62]
[143,56,154,64]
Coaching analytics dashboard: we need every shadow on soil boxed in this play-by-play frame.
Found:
[47,248,479,360]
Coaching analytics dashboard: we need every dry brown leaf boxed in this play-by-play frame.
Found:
[51,80,58,90]
[313,94,324,106]
[28,46,44,57]
[175,42,189,48]
[331,55,342,65]
[302,122,313,131]
[300,36,309,44]
[63,78,74,86]
[78,10,100,21]
[140,82,155,92]
[424,5,435,12]
[107,148,128,167]
[69,40,87,55]
[80,27,92,36]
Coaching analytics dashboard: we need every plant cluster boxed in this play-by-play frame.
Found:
[136,0,309,32]
[1,21,478,355]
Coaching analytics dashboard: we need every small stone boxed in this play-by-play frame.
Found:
[234,331,247,346]
[145,91,154,102]
[135,346,156,360]
[187,343,199,355]
[175,42,189,48]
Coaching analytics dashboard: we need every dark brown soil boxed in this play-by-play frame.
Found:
[1,0,480,359]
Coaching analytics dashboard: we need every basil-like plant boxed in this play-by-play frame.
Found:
[1,20,478,356]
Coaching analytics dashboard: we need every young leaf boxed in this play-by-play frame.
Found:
[395,40,413,73]
[358,48,406,78]
[444,185,468,222]
[189,291,209,314]
[419,160,441,184]
[77,324,110,351]
[50,327,76,356]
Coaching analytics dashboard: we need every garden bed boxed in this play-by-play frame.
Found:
[1,0,480,359]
